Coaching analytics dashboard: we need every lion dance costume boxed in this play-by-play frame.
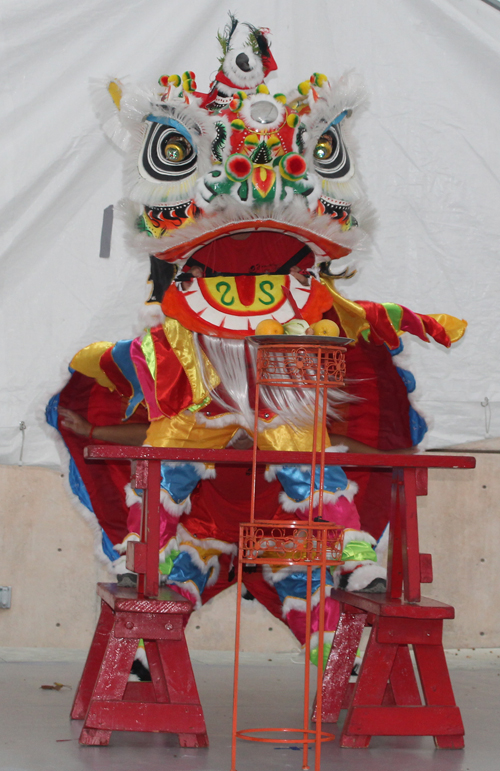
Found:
[47,15,466,665]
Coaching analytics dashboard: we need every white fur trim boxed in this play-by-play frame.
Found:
[125,482,141,507]
[279,481,359,513]
[375,523,389,561]
[344,564,387,592]
[167,579,201,609]
[176,523,238,558]
[262,563,307,586]
[282,587,322,619]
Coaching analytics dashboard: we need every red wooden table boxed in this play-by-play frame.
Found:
[82,446,474,752]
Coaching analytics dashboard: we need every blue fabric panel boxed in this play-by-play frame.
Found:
[101,531,120,561]
[396,366,416,394]
[160,463,202,503]
[111,340,144,419]
[45,393,60,428]
[168,551,211,595]
[276,464,349,503]
[409,405,428,446]
[273,568,334,604]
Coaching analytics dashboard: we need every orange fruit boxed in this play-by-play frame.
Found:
[311,319,340,336]
[255,319,284,335]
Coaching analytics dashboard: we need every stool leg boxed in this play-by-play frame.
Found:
[389,645,421,706]
[413,643,464,748]
[312,611,367,723]
[340,625,398,748]
[71,601,114,720]
[80,634,138,746]
[144,640,168,702]
[156,637,209,747]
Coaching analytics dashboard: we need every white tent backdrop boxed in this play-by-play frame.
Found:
[1,0,500,467]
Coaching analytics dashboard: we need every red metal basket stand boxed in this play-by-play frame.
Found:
[230,339,348,771]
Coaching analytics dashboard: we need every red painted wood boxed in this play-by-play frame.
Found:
[331,591,455,619]
[123,681,156,702]
[79,634,137,745]
[134,459,149,490]
[71,601,114,720]
[143,641,170,703]
[85,446,476,470]
[387,470,403,599]
[312,611,367,723]
[415,467,428,496]
[96,583,192,614]
[419,553,433,583]
[376,617,443,645]
[401,468,421,603]
[113,612,183,640]
[126,541,147,574]
[340,625,398,747]
[157,638,204,706]
[85,701,206,733]
[413,645,460,708]
[143,459,162,597]
[389,646,421,706]
[346,706,464,735]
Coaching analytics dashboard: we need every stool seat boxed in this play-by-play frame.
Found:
[315,589,464,749]
[330,588,455,618]
[71,582,208,747]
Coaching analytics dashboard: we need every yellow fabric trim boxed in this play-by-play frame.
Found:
[162,318,220,407]
[145,412,240,449]
[141,330,156,379]
[70,342,116,391]
[258,423,331,452]
[319,275,369,340]
[427,314,468,344]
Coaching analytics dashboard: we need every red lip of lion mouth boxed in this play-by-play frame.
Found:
[153,219,352,271]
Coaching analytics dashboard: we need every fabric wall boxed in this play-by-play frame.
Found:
[1,0,500,466]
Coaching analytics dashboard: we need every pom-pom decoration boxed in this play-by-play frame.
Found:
[225,154,253,181]
[279,152,307,181]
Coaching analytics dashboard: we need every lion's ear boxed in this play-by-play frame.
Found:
[90,77,131,152]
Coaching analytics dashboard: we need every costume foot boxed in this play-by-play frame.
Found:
[117,572,138,587]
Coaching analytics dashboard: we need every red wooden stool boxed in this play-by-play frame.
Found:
[71,583,208,746]
[71,456,208,747]
[313,464,473,749]
[316,591,463,748]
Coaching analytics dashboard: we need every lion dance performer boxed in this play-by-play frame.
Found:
[47,15,466,667]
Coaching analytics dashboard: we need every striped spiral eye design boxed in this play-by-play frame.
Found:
[312,125,351,180]
[140,120,197,182]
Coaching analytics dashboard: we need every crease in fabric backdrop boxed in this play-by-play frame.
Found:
[1,0,500,466]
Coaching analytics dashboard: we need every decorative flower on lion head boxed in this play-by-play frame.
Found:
[94,12,369,337]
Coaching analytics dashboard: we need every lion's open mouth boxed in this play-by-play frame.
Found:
[153,217,354,274]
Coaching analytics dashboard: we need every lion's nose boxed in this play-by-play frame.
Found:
[235,53,252,72]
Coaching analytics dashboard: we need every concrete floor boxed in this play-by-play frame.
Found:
[0,647,498,771]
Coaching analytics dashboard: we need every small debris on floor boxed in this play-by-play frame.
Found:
[40,682,71,691]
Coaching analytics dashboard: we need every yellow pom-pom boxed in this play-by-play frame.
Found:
[297,80,311,96]
[108,81,122,110]
[256,84,270,94]
[311,72,328,87]
[168,74,181,87]
[273,93,287,104]
[244,133,259,147]
[286,113,299,128]
[230,119,246,131]
[266,134,280,149]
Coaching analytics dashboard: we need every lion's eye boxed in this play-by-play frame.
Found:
[314,135,333,160]
[162,135,191,162]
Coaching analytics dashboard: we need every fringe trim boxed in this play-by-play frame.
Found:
[176,523,238,558]
[278,481,359,513]
[167,579,202,610]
